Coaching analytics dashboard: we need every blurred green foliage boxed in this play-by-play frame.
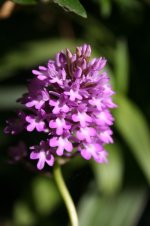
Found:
[0,0,150,225]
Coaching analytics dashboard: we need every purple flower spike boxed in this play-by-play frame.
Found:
[4,44,116,170]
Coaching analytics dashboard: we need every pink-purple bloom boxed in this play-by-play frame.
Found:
[4,44,116,170]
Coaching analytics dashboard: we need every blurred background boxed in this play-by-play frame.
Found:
[0,0,150,225]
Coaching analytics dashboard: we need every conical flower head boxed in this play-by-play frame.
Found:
[5,44,117,170]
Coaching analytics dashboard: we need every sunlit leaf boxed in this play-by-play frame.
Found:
[53,0,87,18]
[114,95,150,184]
[92,142,124,195]
[78,186,148,226]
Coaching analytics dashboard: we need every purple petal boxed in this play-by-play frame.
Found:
[49,137,58,147]
[36,121,45,132]
[56,147,64,156]
[37,156,45,170]
[95,150,108,163]
[26,115,33,123]
[80,149,91,160]
[46,155,55,166]
[27,123,35,132]
[65,140,73,152]
[30,151,39,160]
[49,120,56,128]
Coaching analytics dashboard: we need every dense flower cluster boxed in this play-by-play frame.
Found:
[4,44,116,170]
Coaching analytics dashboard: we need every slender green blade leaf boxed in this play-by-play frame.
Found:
[115,40,129,94]
[78,186,148,226]
[78,186,99,226]
[53,0,87,18]
[114,95,150,183]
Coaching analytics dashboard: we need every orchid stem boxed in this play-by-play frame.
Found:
[53,161,79,226]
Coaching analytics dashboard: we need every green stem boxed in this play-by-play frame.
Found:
[53,161,79,226]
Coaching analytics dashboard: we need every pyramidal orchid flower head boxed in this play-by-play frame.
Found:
[4,44,117,170]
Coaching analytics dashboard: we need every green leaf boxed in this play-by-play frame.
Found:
[78,186,148,226]
[114,39,129,94]
[32,176,60,215]
[13,0,37,4]
[114,95,150,184]
[92,143,124,195]
[78,187,100,226]
[53,0,87,18]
